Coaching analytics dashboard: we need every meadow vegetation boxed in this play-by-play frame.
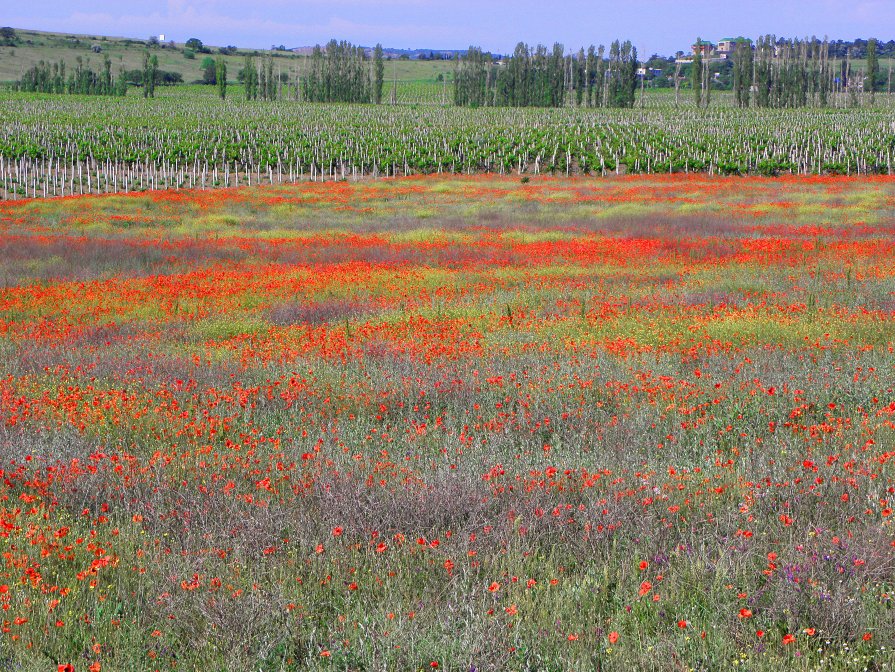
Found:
[0,175,893,670]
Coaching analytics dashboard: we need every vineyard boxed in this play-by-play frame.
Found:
[0,175,893,670]
[3,91,895,200]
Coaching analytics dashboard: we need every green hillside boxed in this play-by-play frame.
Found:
[0,27,456,96]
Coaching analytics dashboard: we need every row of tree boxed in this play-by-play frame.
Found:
[825,38,895,59]
[14,56,128,96]
[300,40,384,103]
[241,55,276,100]
[722,36,888,108]
[14,53,187,98]
[454,40,639,108]
[14,35,891,108]
[228,42,383,104]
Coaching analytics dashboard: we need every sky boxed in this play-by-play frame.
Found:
[6,0,894,56]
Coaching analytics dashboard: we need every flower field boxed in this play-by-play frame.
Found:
[0,174,894,670]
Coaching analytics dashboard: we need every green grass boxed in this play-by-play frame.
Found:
[0,27,457,89]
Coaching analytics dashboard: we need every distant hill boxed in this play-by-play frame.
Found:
[0,27,457,84]
[289,46,468,60]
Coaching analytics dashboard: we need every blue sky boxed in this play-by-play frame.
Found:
[7,0,893,56]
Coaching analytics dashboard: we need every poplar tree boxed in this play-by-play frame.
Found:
[606,40,637,108]
[817,38,831,107]
[142,51,151,98]
[102,55,113,95]
[243,55,258,100]
[608,40,621,105]
[216,59,227,99]
[454,47,489,107]
[692,39,703,107]
[585,45,597,107]
[550,43,565,106]
[733,40,753,107]
[847,47,858,107]
[596,45,607,106]
[753,36,772,107]
[575,47,585,106]
[265,56,276,100]
[867,38,878,104]
[150,56,158,97]
[115,68,128,96]
[142,52,158,98]
[373,44,384,103]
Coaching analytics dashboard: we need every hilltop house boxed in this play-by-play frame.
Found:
[717,37,753,56]
[682,38,752,63]
[717,39,736,54]
[691,41,715,57]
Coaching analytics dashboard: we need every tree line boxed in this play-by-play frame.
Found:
[301,40,379,103]
[14,56,128,96]
[454,41,639,108]
[725,36,886,108]
[13,52,185,98]
[825,38,895,59]
[230,41,385,104]
[12,32,892,108]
